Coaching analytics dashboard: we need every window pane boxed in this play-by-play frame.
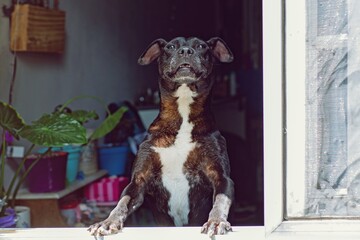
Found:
[304,0,360,217]
[317,0,347,36]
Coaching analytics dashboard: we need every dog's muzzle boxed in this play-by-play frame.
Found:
[165,62,206,82]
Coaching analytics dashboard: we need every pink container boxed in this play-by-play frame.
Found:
[84,177,129,203]
[25,151,68,193]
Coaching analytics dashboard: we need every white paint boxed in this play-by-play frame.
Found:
[263,0,284,235]
[152,84,197,226]
[285,0,306,218]
[2,227,266,240]
[8,224,360,240]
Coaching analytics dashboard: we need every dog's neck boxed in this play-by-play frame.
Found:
[149,78,216,137]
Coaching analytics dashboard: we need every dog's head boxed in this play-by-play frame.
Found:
[138,37,233,84]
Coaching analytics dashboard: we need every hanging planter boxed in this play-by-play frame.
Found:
[0,208,16,228]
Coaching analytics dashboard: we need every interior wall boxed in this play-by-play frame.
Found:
[0,0,221,126]
[0,0,165,127]
[0,0,167,188]
[0,0,220,187]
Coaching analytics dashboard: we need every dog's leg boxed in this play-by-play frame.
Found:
[201,191,233,236]
[88,141,155,237]
[201,161,234,236]
[88,181,145,237]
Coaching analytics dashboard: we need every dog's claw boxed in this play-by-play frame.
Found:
[88,218,123,238]
[201,219,232,237]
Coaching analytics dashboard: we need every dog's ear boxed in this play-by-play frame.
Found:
[138,39,167,65]
[207,37,234,63]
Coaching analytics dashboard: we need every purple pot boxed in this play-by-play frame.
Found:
[0,208,16,228]
[25,151,68,193]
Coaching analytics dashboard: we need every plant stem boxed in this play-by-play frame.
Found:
[0,131,6,199]
[8,56,17,105]
[10,147,51,208]
[59,95,111,115]
[5,144,35,201]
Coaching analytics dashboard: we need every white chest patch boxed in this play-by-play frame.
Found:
[152,84,197,226]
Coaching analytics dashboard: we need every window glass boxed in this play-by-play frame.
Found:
[304,0,360,217]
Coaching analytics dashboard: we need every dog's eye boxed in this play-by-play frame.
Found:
[197,43,207,49]
[167,44,176,50]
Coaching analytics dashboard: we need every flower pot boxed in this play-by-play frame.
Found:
[25,151,68,193]
[80,140,98,175]
[60,200,79,226]
[64,146,81,183]
[0,208,16,228]
[15,206,31,228]
[52,145,81,184]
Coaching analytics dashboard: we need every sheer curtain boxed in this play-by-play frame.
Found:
[305,0,360,216]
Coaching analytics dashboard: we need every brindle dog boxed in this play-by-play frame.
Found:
[89,37,234,238]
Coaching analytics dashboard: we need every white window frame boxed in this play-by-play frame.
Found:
[264,0,360,239]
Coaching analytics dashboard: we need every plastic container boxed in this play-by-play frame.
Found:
[15,206,31,228]
[52,145,81,184]
[98,145,130,176]
[63,146,81,183]
[25,151,68,193]
[60,200,80,226]
[84,176,129,203]
[79,131,98,175]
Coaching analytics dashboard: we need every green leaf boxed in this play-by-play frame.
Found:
[0,101,25,140]
[90,106,128,141]
[68,110,99,124]
[19,113,87,147]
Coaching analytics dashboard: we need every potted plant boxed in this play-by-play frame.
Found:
[0,97,127,227]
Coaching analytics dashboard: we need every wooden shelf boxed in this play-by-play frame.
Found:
[16,170,107,200]
[15,170,107,227]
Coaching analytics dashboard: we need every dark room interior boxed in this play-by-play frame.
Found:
[0,0,263,228]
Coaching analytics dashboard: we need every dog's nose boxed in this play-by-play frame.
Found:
[178,47,194,56]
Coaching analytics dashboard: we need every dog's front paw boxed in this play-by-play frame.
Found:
[88,217,123,238]
[201,218,232,236]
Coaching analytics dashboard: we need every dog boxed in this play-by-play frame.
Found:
[88,37,235,238]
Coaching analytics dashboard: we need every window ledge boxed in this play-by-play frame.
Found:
[269,220,360,239]
[0,226,265,240]
[3,222,360,239]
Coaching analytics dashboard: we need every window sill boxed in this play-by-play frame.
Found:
[3,221,360,239]
[1,226,265,240]
[269,220,360,239]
